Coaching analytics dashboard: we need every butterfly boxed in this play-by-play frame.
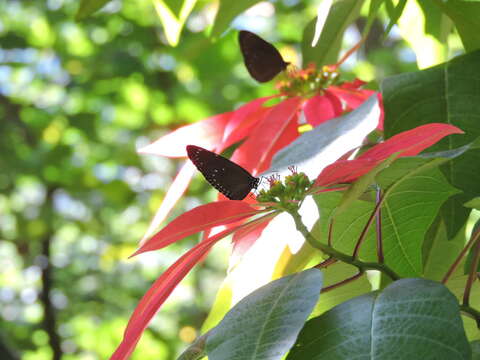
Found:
[238,30,289,83]
[186,145,260,200]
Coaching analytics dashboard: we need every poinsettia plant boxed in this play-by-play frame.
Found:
[107,3,480,360]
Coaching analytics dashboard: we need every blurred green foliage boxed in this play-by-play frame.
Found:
[0,0,420,359]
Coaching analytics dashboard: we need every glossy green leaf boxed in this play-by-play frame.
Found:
[363,0,386,37]
[382,50,480,238]
[302,0,364,67]
[375,158,459,276]
[464,197,480,210]
[287,279,470,360]
[206,269,323,360]
[435,0,480,51]
[210,1,261,39]
[313,151,462,277]
[384,0,406,38]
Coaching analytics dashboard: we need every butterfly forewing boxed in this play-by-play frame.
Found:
[186,145,259,200]
[239,30,289,83]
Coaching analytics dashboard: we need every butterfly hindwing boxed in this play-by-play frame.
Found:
[239,30,289,83]
[186,145,259,200]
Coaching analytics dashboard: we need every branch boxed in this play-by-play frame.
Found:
[288,208,400,281]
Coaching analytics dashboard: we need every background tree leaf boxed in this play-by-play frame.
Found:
[210,1,262,39]
[302,0,364,67]
[153,0,197,46]
[76,0,111,20]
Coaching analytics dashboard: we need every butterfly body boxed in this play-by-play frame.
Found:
[187,145,259,200]
[239,30,289,83]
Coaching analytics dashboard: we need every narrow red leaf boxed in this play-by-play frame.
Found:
[359,123,464,159]
[231,96,304,175]
[132,201,261,256]
[314,158,379,187]
[110,228,233,360]
[315,123,464,187]
[221,96,276,149]
[138,112,232,157]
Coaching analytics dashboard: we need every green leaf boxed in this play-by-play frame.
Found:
[363,0,386,37]
[384,0,407,38]
[417,0,454,43]
[397,0,448,68]
[287,279,471,360]
[75,0,111,20]
[153,0,197,46]
[464,197,480,210]
[434,0,480,51]
[302,0,364,67]
[205,269,323,360]
[423,220,466,281]
[210,1,261,39]
[313,153,461,277]
[444,259,480,341]
[472,340,480,359]
[381,50,480,238]
[375,158,460,276]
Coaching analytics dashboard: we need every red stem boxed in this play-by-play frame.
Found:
[353,195,384,259]
[463,237,480,306]
[442,227,480,284]
[376,187,384,264]
[322,271,364,293]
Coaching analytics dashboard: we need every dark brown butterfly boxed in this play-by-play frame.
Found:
[239,30,289,83]
[186,145,259,200]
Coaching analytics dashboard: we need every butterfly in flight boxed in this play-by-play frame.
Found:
[238,30,289,83]
[186,145,260,200]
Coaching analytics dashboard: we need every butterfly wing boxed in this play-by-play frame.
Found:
[239,30,289,83]
[187,145,259,200]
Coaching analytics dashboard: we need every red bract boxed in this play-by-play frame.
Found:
[313,123,464,188]
[112,123,464,359]
[111,201,277,360]
[140,73,379,238]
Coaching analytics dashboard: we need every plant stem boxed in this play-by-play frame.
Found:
[288,208,400,280]
[442,227,480,284]
[376,187,384,264]
[322,271,364,293]
[463,237,480,307]
[459,305,480,328]
[314,257,337,269]
[352,193,384,259]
